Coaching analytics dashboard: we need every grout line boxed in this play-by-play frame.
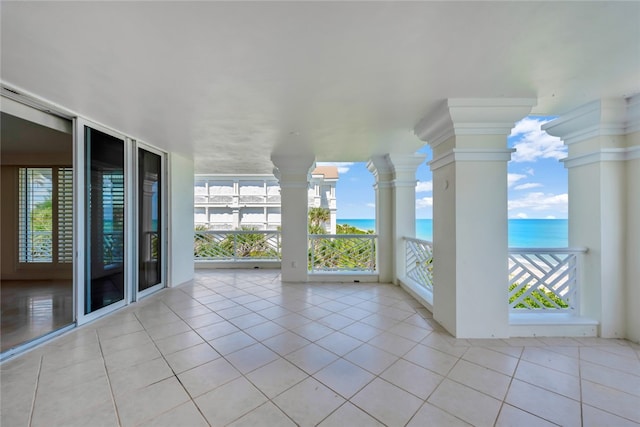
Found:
[27,354,44,427]
[96,329,123,427]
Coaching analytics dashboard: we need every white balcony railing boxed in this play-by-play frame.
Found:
[405,237,434,293]
[308,234,376,273]
[509,247,587,313]
[194,230,281,261]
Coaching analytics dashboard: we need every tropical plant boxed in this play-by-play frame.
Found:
[308,207,330,234]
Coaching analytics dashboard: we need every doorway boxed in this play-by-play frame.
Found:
[0,108,74,353]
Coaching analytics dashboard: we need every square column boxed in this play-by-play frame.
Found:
[416,98,536,338]
[368,153,425,284]
[367,156,394,283]
[543,97,640,341]
[271,152,315,283]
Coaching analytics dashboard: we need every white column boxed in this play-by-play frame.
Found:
[416,98,536,338]
[367,156,394,283]
[543,97,640,340]
[389,154,426,283]
[271,152,315,283]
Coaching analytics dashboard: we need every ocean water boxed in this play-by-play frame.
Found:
[337,219,568,248]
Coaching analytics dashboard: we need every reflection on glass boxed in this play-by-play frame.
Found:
[85,127,125,314]
[138,149,162,291]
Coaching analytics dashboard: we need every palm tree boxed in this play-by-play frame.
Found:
[308,207,330,234]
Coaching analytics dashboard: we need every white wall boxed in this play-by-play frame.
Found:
[169,153,195,287]
[627,132,640,343]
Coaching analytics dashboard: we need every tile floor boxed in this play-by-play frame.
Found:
[1,270,639,426]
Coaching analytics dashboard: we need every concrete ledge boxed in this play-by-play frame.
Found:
[308,272,378,283]
[195,260,281,269]
[509,313,599,337]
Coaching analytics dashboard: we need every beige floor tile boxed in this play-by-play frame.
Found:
[351,377,423,426]
[44,399,118,427]
[99,330,152,355]
[145,320,191,340]
[505,379,581,427]
[515,359,581,400]
[368,331,417,357]
[360,313,400,330]
[32,375,113,427]
[244,320,288,341]
[340,321,383,341]
[387,321,431,342]
[318,313,356,330]
[521,347,580,377]
[581,379,640,423]
[164,342,220,373]
[272,312,313,329]
[226,342,280,374]
[344,342,398,375]
[462,346,519,376]
[228,402,297,427]
[217,305,252,320]
[40,341,103,371]
[195,376,268,426]
[229,312,270,329]
[262,331,311,356]
[421,332,470,358]
[381,358,444,399]
[38,356,106,393]
[115,376,190,427]
[291,322,334,342]
[314,358,375,398]
[407,402,472,427]
[318,402,385,427]
[109,356,173,397]
[183,311,224,329]
[154,330,205,355]
[403,343,459,376]
[273,377,345,427]
[195,320,240,341]
[582,403,640,427]
[580,346,640,376]
[177,357,241,398]
[580,359,640,397]
[428,378,502,427]
[448,359,512,400]
[495,404,558,427]
[285,343,340,374]
[138,401,209,427]
[316,331,363,356]
[104,341,162,372]
[97,319,145,340]
[208,330,257,355]
[246,358,308,398]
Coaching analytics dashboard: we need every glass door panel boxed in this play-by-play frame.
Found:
[138,148,162,292]
[85,126,125,314]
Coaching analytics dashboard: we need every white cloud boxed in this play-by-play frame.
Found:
[416,181,433,193]
[366,203,376,208]
[510,117,566,163]
[508,173,527,187]
[316,162,354,174]
[515,213,528,219]
[514,182,543,191]
[546,215,556,219]
[508,192,568,212]
[416,197,433,208]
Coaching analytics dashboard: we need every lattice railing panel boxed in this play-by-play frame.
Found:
[508,249,584,312]
[195,230,281,260]
[309,235,376,272]
[405,237,434,293]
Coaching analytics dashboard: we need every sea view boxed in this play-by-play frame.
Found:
[338,219,569,248]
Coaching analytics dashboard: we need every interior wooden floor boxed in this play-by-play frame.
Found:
[0,280,73,353]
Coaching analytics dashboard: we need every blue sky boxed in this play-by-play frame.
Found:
[319,116,568,219]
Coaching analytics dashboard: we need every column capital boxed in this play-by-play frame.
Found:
[543,97,638,145]
[271,151,315,187]
[414,98,537,148]
[430,148,516,171]
[367,155,394,184]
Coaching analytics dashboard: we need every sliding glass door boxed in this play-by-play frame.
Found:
[137,145,164,297]
[78,122,128,322]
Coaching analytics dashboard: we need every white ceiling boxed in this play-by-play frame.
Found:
[1,1,638,173]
